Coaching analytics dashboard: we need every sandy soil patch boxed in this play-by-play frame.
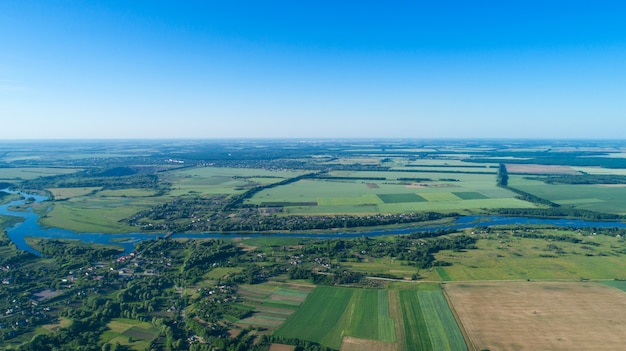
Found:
[228,329,242,338]
[445,281,626,351]
[269,344,294,351]
[340,336,396,351]
[505,164,578,174]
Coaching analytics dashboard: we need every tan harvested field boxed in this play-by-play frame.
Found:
[505,163,578,174]
[445,281,626,351]
[269,344,294,351]
[340,336,396,351]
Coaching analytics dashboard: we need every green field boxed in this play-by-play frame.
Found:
[39,194,166,233]
[602,280,626,292]
[247,172,534,215]
[100,318,160,350]
[378,193,427,204]
[236,283,313,329]
[275,286,377,349]
[431,229,626,281]
[166,167,306,196]
[0,167,82,181]
[275,285,467,351]
[47,187,101,200]
[509,175,626,214]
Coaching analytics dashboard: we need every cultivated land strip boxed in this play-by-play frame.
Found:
[387,290,407,351]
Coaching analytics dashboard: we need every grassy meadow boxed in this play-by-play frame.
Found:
[39,194,166,233]
[99,318,160,350]
[430,229,626,281]
[165,167,307,197]
[38,166,308,233]
[0,167,82,182]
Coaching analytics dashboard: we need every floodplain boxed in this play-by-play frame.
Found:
[4,139,626,350]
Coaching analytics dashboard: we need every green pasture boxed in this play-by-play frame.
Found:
[100,318,159,350]
[0,167,82,181]
[97,189,159,197]
[509,175,626,214]
[166,166,306,196]
[203,267,244,280]
[431,229,626,281]
[47,187,101,200]
[392,166,496,173]
[344,257,417,279]
[40,195,165,233]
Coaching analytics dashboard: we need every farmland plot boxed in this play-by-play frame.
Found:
[445,281,626,351]
[276,286,467,351]
[236,283,313,330]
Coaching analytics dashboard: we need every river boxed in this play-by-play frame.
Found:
[3,189,626,256]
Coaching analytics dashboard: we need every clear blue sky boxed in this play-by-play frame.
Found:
[1,1,626,139]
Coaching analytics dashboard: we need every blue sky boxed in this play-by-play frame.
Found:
[1,1,626,139]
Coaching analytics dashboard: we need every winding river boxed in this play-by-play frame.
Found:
[3,189,626,256]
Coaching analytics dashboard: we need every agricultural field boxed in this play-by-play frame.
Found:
[345,257,418,280]
[166,167,307,197]
[445,281,626,351]
[399,289,467,351]
[47,187,101,200]
[508,175,626,214]
[246,171,534,215]
[235,283,314,331]
[0,167,82,182]
[430,228,626,281]
[39,192,167,233]
[275,285,466,351]
[99,318,160,350]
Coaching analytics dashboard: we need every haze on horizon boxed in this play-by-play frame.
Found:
[1,1,626,140]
